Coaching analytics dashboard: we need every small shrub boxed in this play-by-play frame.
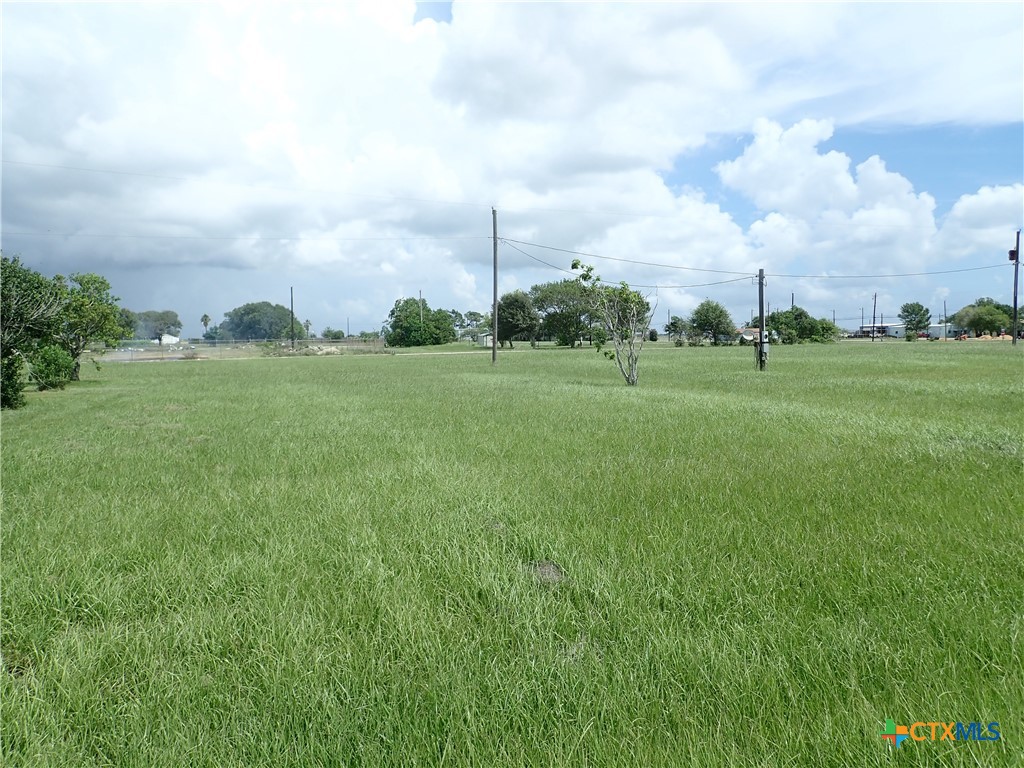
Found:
[30,345,74,391]
[648,328,658,342]
[181,349,200,360]
[1,355,27,409]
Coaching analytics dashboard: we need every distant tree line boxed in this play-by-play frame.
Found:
[202,302,307,342]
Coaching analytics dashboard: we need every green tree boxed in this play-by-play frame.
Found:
[1,255,64,408]
[574,261,654,386]
[135,310,183,343]
[768,306,839,344]
[959,297,1019,334]
[529,279,593,347]
[447,309,466,330]
[203,323,226,342]
[664,316,687,341]
[220,302,306,341]
[29,344,74,391]
[52,273,129,380]
[954,304,1011,337]
[496,291,539,348]
[690,300,735,345]
[898,302,931,340]
[464,310,485,328]
[384,297,456,347]
[200,313,212,334]
[120,307,139,338]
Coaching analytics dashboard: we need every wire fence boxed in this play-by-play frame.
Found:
[99,337,388,362]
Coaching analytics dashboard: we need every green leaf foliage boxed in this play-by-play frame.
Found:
[952,298,1014,336]
[690,300,736,345]
[220,302,306,341]
[29,344,74,391]
[52,272,129,380]
[529,279,594,347]
[767,305,839,344]
[133,309,184,341]
[573,260,653,385]
[898,301,931,339]
[496,291,539,348]
[1,254,62,359]
[384,297,456,347]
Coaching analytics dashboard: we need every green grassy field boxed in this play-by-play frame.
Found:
[2,342,1021,766]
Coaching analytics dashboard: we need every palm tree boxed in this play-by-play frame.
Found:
[200,314,211,333]
[303,318,312,337]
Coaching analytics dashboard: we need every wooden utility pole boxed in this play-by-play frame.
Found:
[1012,229,1020,346]
[871,293,878,341]
[290,286,295,350]
[757,268,767,371]
[492,207,498,365]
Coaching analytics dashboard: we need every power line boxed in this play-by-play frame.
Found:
[502,238,753,275]
[510,238,1012,281]
[2,230,489,243]
[765,263,1008,279]
[499,240,579,277]
[500,240,752,290]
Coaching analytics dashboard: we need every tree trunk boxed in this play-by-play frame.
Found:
[71,359,81,381]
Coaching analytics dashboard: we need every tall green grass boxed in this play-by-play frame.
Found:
[2,343,1021,766]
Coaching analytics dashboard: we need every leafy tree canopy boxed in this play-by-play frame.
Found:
[496,291,539,348]
[767,305,839,344]
[953,297,1019,334]
[220,302,305,341]
[1,254,62,357]
[690,300,736,345]
[529,279,594,347]
[898,302,932,338]
[574,261,653,386]
[52,272,130,380]
[133,309,183,341]
[385,297,456,347]
[954,303,1011,336]
[664,315,688,340]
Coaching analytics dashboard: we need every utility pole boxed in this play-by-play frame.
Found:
[791,292,794,309]
[943,300,948,341]
[492,207,498,366]
[871,293,878,341]
[832,309,836,325]
[290,286,295,350]
[1011,229,1020,346]
[757,268,767,371]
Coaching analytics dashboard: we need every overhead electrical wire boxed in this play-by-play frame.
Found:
[2,231,489,243]
[500,239,753,290]
[501,238,752,275]
[506,238,1011,281]
[764,263,1008,279]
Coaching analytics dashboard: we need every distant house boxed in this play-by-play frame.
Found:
[477,333,493,347]
[855,324,903,339]
[151,334,180,346]
[927,323,961,339]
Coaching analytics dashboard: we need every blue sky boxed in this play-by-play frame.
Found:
[2,2,1021,337]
